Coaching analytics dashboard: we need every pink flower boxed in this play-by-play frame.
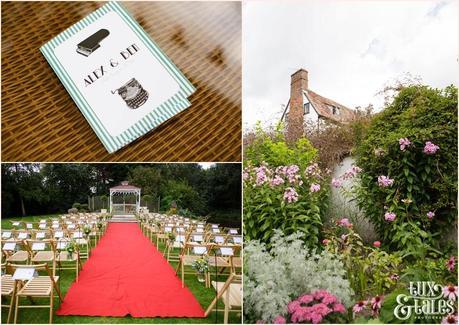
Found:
[311,303,332,316]
[242,171,249,181]
[313,290,330,300]
[322,239,330,245]
[255,166,269,185]
[399,138,411,151]
[298,294,314,304]
[384,212,396,222]
[310,183,321,193]
[283,187,299,203]
[371,295,383,312]
[287,300,301,314]
[309,313,323,324]
[427,211,435,219]
[331,178,342,188]
[390,274,399,281]
[446,256,455,272]
[378,175,394,187]
[338,218,352,227]
[442,285,458,301]
[352,300,367,314]
[322,294,337,305]
[423,141,440,154]
[332,303,346,314]
[442,314,458,324]
[341,234,348,241]
[373,241,381,248]
[273,315,286,324]
[270,175,285,187]
[342,166,362,180]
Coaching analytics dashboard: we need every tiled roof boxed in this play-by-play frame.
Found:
[304,89,355,123]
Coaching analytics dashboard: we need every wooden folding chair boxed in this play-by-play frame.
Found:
[205,273,242,323]
[177,242,211,288]
[1,262,17,324]
[207,245,241,280]
[54,238,81,281]
[1,240,29,264]
[26,239,57,276]
[11,263,63,324]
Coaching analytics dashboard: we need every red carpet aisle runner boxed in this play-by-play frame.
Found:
[56,223,205,317]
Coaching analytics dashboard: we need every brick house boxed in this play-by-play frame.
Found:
[281,69,355,141]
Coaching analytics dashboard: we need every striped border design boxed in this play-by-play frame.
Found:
[40,1,195,153]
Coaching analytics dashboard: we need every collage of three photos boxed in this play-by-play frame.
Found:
[1,0,458,324]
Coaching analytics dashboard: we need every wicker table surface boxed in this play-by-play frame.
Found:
[2,1,241,162]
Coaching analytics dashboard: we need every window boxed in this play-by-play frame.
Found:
[331,105,340,115]
[303,102,310,115]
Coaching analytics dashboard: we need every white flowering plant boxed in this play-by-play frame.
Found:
[244,230,354,323]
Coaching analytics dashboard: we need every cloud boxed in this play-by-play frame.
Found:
[243,0,458,130]
[426,1,448,17]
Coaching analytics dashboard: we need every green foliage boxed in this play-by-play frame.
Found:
[354,85,458,248]
[245,123,317,169]
[324,226,402,299]
[243,163,328,248]
[244,230,353,323]
[162,180,206,215]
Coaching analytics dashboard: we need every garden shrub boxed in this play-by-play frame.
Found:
[244,123,317,170]
[243,162,328,247]
[244,230,353,323]
[354,84,457,250]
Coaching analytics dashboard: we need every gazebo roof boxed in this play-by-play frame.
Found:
[110,181,140,191]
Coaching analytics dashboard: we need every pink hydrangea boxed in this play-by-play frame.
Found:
[273,315,286,324]
[310,183,321,193]
[446,256,455,272]
[384,212,396,222]
[442,285,458,301]
[378,175,394,187]
[352,300,367,314]
[283,187,299,203]
[427,211,435,219]
[399,138,411,151]
[423,141,440,155]
[331,178,342,188]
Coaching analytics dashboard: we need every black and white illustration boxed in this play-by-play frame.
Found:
[76,29,110,56]
[112,78,149,109]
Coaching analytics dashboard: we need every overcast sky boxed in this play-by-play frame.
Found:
[243,0,458,129]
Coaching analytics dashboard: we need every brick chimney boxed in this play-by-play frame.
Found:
[286,69,308,142]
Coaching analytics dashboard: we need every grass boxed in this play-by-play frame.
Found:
[1,215,241,324]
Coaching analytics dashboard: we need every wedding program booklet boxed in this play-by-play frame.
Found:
[40,1,195,153]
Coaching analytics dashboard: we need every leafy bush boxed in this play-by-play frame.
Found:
[244,123,317,170]
[243,163,328,247]
[244,230,353,323]
[354,85,458,248]
[72,202,82,210]
[323,222,402,299]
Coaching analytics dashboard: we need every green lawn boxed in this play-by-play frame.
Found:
[1,215,241,324]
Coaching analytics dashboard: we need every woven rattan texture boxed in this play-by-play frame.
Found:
[2,1,241,162]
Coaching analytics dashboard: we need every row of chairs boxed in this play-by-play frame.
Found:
[139,213,242,323]
[1,214,109,324]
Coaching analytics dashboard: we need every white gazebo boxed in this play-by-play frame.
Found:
[109,181,141,215]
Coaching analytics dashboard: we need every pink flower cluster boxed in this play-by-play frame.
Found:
[276,165,303,185]
[337,218,352,228]
[255,165,270,186]
[305,163,322,178]
[270,175,285,187]
[352,295,384,317]
[310,183,321,193]
[446,256,455,272]
[341,166,362,180]
[377,175,394,188]
[399,138,411,151]
[384,212,396,222]
[286,290,346,324]
[423,141,440,155]
[426,211,435,219]
[331,165,362,188]
[284,187,299,203]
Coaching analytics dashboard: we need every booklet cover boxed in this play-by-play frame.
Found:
[40,1,195,153]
